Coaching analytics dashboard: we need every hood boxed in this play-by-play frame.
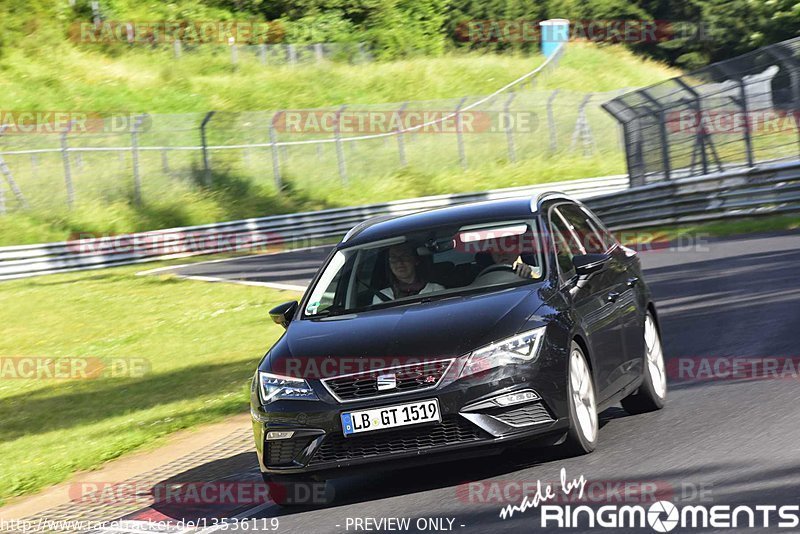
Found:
[262,284,549,379]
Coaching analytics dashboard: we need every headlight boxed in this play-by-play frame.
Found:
[258,371,319,403]
[460,327,546,378]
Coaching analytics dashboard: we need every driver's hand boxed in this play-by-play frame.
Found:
[513,260,533,278]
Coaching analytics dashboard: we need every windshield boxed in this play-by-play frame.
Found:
[303,219,545,317]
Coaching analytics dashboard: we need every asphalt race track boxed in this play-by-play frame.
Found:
[155,232,800,533]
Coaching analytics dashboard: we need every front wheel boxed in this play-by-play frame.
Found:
[621,312,667,414]
[563,342,598,454]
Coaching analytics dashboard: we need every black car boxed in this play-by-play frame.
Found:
[250,192,667,504]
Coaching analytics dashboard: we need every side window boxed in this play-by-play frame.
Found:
[549,209,582,280]
[585,209,618,251]
[556,204,606,254]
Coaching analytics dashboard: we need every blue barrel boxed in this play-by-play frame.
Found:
[540,19,570,57]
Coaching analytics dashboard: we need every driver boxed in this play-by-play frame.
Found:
[476,234,538,279]
[373,243,445,303]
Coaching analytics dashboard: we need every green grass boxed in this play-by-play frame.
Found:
[1,47,547,112]
[0,39,679,246]
[0,263,300,506]
[1,34,677,113]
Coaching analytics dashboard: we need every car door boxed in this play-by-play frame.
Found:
[584,208,646,380]
[557,203,636,395]
[549,204,623,401]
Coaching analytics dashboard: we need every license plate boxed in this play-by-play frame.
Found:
[341,399,441,436]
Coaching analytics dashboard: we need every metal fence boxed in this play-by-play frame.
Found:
[604,37,800,187]
[0,44,628,213]
[170,41,372,65]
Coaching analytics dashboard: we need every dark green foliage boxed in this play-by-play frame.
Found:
[1,0,799,66]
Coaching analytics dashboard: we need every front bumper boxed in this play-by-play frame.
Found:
[251,347,571,477]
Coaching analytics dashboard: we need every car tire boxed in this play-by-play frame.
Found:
[260,472,332,507]
[621,312,667,414]
[563,341,598,454]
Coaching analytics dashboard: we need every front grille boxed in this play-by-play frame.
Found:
[490,402,554,427]
[308,416,487,465]
[321,359,453,402]
[267,438,311,466]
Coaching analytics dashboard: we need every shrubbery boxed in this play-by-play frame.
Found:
[1,0,795,66]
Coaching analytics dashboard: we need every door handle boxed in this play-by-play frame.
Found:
[607,291,620,303]
[626,277,639,287]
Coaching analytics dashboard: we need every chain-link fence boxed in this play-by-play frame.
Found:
[170,42,372,66]
[0,45,627,214]
[604,37,800,187]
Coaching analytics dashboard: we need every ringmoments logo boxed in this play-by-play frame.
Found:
[498,468,800,531]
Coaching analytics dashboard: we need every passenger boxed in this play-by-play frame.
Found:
[374,243,445,303]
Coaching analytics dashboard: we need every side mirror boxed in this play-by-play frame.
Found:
[572,253,610,277]
[269,301,298,329]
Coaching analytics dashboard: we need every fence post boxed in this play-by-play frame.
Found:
[504,93,517,163]
[737,79,754,167]
[173,39,182,59]
[569,93,595,157]
[396,102,408,166]
[269,111,283,190]
[131,114,147,205]
[60,121,76,209]
[0,173,5,214]
[200,111,216,186]
[161,149,170,174]
[455,97,467,169]
[0,126,29,210]
[91,1,101,25]
[357,43,368,63]
[287,44,297,65]
[334,105,348,183]
[259,44,267,65]
[547,89,560,153]
[31,153,39,180]
[640,90,671,180]
[229,38,239,68]
[314,43,324,62]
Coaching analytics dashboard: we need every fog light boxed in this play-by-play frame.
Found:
[495,390,539,406]
[266,431,295,440]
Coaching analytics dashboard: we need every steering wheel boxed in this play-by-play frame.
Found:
[476,264,516,278]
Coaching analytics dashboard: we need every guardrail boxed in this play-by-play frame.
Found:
[2,160,799,281]
[586,159,800,229]
[0,174,627,280]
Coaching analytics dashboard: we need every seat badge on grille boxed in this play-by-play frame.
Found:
[377,373,397,391]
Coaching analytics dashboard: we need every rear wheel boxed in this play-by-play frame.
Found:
[621,312,667,414]
[563,342,598,454]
